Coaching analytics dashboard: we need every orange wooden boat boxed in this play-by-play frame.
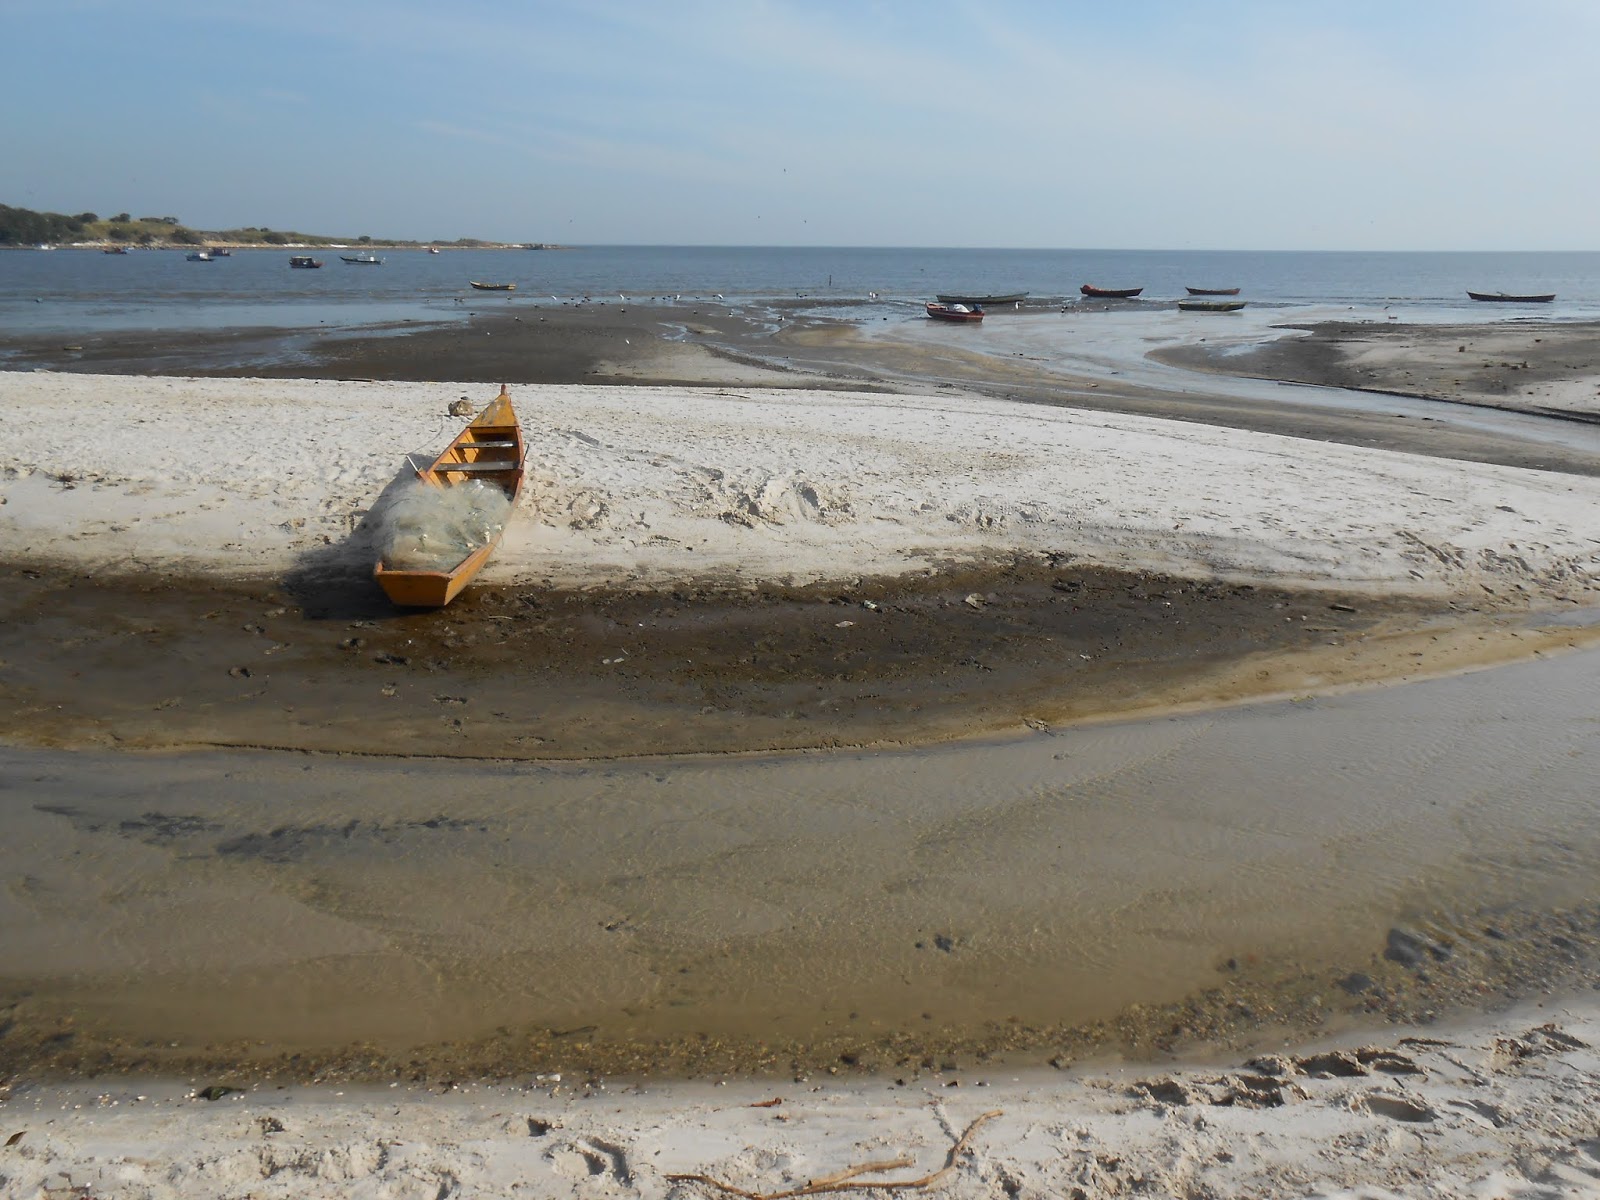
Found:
[373,385,525,607]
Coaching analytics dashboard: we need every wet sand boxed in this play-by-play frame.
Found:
[6,639,1600,1085]
[8,559,1584,761]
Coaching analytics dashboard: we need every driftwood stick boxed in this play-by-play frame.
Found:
[807,1158,916,1188]
[667,1109,1003,1200]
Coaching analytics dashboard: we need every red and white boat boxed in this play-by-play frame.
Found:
[925,301,984,322]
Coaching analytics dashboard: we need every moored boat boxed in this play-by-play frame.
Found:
[934,292,1028,306]
[1184,286,1240,296]
[469,280,516,291]
[1080,284,1143,299]
[373,385,526,608]
[186,251,213,262]
[340,252,384,265]
[1467,291,1555,303]
[926,301,984,322]
[289,255,324,268]
[209,247,232,257]
[1178,298,1247,312]
[103,246,129,254]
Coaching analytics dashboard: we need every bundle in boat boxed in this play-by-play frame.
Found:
[373,385,525,607]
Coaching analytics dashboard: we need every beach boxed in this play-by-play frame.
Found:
[6,1000,1600,1199]
[4,306,1600,1196]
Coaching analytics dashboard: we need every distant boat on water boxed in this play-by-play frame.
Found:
[1467,290,1555,303]
[340,252,384,265]
[186,251,213,262]
[1185,286,1239,296]
[469,281,516,291]
[427,247,441,254]
[925,301,984,322]
[289,255,324,269]
[1080,284,1142,299]
[1178,298,1246,313]
[934,292,1027,306]
[103,246,129,254]
[209,247,232,257]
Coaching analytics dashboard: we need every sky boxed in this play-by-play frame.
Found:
[5,0,1599,250]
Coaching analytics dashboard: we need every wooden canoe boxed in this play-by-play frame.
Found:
[1178,298,1246,312]
[1467,291,1554,303]
[373,385,526,608]
[1079,284,1142,299]
[1185,286,1240,296]
[934,292,1028,305]
[469,280,516,291]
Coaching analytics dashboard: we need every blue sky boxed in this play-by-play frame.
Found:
[5,0,1598,249]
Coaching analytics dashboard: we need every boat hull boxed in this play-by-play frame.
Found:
[1080,285,1142,299]
[373,387,526,608]
[934,292,1028,305]
[1467,291,1555,303]
[925,302,984,322]
[1185,286,1240,296]
[469,281,516,291]
[1178,299,1246,312]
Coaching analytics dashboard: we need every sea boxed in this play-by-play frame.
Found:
[3,245,1599,337]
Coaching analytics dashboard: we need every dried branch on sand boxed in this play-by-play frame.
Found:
[667,1109,1003,1200]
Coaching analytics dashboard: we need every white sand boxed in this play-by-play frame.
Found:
[5,1000,1600,1199]
[3,371,1599,601]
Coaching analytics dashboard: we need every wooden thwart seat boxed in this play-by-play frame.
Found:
[437,460,518,472]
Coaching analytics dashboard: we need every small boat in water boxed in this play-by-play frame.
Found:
[427,247,442,254]
[1178,298,1246,313]
[934,292,1028,306]
[1185,286,1240,296]
[925,301,984,322]
[186,251,213,262]
[289,255,324,269]
[209,247,232,257]
[469,280,516,291]
[103,246,129,254]
[1080,284,1143,299]
[340,252,384,265]
[1467,291,1555,303]
[373,385,526,608]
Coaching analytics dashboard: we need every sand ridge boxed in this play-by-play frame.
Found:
[4,371,1598,605]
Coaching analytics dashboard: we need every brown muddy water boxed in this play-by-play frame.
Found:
[4,643,1600,1082]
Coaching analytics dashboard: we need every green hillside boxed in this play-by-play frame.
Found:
[0,204,509,248]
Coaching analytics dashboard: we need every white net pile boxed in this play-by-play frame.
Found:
[378,477,513,571]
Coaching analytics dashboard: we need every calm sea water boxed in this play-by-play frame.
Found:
[3,245,1598,335]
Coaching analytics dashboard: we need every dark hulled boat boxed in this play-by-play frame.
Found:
[1185,286,1240,296]
[934,292,1028,306]
[1080,284,1143,299]
[1178,299,1246,312]
[1467,291,1555,303]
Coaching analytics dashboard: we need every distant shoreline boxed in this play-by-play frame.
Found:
[0,242,570,251]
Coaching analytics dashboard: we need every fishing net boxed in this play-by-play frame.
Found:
[378,478,513,571]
